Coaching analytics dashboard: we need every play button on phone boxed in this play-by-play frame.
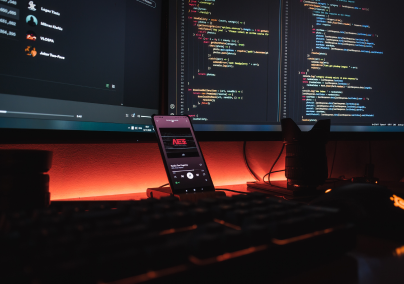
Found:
[187,172,194,179]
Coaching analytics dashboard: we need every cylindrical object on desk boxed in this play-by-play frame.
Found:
[0,150,52,211]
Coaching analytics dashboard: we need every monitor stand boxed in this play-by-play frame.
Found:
[146,187,226,202]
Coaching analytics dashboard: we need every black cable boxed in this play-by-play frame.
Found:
[264,143,285,185]
[217,188,248,195]
[329,140,338,179]
[158,185,248,195]
[269,169,286,174]
[262,170,285,183]
[242,141,260,181]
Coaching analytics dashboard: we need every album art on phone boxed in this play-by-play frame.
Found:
[159,128,200,158]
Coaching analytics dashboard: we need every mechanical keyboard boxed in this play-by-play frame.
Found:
[0,193,355,284]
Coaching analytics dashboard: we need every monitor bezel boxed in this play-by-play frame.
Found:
[192,130,404,142]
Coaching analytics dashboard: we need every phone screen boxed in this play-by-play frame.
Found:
[152,115,215,194]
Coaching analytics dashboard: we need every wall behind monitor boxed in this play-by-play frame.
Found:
[0,140,403,200]
[0,142,254,199]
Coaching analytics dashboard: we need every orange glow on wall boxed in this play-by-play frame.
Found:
[390,195,404,210]
[1,140,404,200]
[0,141,286,200]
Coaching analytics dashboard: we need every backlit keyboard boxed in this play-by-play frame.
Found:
[0,193,355,284]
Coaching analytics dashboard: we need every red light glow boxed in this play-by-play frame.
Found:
[0,141,285,200]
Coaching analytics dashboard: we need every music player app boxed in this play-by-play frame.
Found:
[153,116,214,193]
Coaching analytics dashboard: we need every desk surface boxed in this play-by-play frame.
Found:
[53,181,404,202]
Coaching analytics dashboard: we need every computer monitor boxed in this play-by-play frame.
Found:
[0,0,166,143]
[168,0,404,140]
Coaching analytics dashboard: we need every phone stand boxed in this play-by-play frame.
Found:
[146,187,226,203]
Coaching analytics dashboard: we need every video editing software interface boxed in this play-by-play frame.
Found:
[154,116,214,193]
[0,0,162,133]
[168,0,404,132]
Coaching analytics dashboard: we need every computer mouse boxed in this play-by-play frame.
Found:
[310,183,404,240]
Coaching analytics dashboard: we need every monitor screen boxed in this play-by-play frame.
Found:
[0,0,164,141]
[168,0,404,138]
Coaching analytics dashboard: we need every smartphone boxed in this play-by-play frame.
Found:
[152,115,215,194]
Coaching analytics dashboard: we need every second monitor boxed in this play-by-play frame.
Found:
[168,0,404,136]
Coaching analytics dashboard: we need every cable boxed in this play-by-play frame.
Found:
[262,170,285,183]
[242,141,260,181]
[329,140,338,179]
[158,184,248,195]
[217,188,248,195]
[264,143,285,185]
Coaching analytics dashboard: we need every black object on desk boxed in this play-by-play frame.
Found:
[0,150,52,211]
[311,183,404,241]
